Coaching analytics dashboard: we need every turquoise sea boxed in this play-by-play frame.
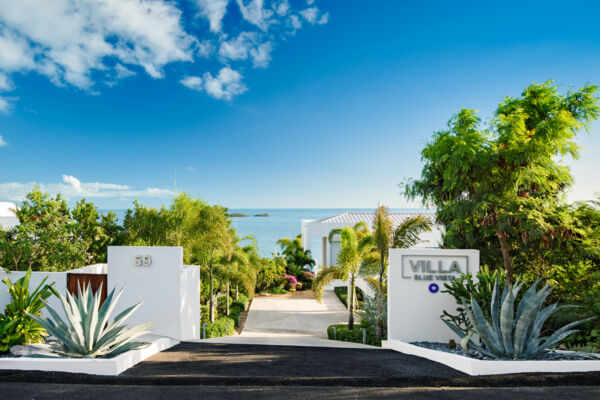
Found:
[107,208,429,257]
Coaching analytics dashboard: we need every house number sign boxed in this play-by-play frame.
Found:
[134,255,152,267]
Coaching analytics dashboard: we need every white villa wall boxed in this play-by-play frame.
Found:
[387,248,480,343]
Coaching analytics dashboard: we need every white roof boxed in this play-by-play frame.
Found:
[0,202,17,217]
[0,202,19,231]
[316,212,436,228]
[0,216,19,231]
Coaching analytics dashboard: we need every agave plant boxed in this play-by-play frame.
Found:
[443,277,593,359]
[30,283,152,358]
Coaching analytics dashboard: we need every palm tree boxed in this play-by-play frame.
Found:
[276,234,315,271]
[314,226,376,330]
[371,209,433,339]
[372,206,393,340]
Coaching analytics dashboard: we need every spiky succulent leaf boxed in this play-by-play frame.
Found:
[31,283,152,358]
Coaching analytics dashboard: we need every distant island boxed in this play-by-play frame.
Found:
[254,213,269,217]
[229,213,248,217]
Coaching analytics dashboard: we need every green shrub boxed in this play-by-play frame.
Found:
[267,286,286,294]
[236,293,249,310]
[359,294,387,339]
[205,316,235,338]
[0,269,56,353]
[201,305,213,324]
[217,295,233,315]
[441,265,506,335]
[229,303,245,327]
[327,324,380,346]
[334,286,364,310]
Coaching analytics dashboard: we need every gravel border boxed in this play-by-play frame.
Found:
[411,341,600,361]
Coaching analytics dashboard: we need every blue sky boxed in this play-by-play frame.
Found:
[0,0,599,209]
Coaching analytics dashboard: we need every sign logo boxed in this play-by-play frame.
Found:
[401,255,468,281]
[428,283,439,293]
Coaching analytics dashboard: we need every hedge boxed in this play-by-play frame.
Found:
[205,316,235,338]
[327,323,380,346]
[334,286,365,310]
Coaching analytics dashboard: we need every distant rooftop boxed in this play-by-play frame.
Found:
[0,202,19,231]
[316,211,436,227]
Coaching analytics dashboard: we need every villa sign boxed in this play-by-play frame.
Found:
[401,255,469,281]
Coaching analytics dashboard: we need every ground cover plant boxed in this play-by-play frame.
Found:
[31,283,151,358]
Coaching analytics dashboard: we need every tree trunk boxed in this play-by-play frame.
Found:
[209,266,215,323]
[497,232,513,284]
[376,254,384,340]
[235,284,239,300]
[348,276,355,330]
[226,281,230,316]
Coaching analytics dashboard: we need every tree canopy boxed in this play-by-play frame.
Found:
[406,81,600,281]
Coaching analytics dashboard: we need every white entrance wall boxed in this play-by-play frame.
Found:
[0,247,199,341]
[108,246,199,341]
[387,248,479,343]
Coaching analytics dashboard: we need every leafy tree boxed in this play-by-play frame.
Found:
[315,226,377,330]
[122,201,171,246]
[1,188,87,271]
[71,199,121,263]
[406,81,600,282]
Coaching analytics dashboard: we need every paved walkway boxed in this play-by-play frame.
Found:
[196,290,374,348]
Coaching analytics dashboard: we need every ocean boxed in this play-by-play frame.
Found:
[106,208,429,258]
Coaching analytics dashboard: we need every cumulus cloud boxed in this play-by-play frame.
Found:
[195,0,230,33]
[180,75,204,91]
[300,6,329,25]
[236,0,274,31]
[218,32,272,68]
[0,0,329,104]
[219,32,258,61]
[0,175,174,202]
[203,67,247,100]
[0,135,7,147]
[0,0,193,89]
[250,42,273,68]
[180,67,247,100]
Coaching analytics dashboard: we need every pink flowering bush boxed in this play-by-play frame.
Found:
[283,274,298,291]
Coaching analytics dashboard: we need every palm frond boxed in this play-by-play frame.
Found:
[313,266,342,302]
[392,215,433,248]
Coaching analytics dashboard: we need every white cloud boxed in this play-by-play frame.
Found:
[0,98,11,114]
[289,15,302,31]
[0,175,174,202]
[180,75,204,91]
[0,135,7,147]
[236,0,274,31]
[300,6,329,25]
[180,67,246,100]
[203,67,247,100]
[219,32,258,61]
[0,0,330,103]
[195,0,230,33]
[250,42,272,68]
[273,0,289,16]
[0,0,194,90]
